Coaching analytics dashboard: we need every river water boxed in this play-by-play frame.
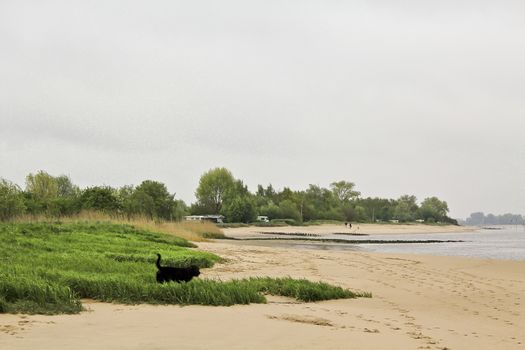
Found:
[351,226,525,260]
[236,226,525,261]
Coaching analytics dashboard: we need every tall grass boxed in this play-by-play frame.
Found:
[0,222,370,314]
[14,210,225,241]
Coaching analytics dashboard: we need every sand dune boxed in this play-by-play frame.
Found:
[1,225,523,350]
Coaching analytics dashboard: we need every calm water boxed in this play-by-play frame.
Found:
[324,226,525,260]
[237,226,525,260]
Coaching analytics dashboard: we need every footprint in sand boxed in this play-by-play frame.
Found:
[0,325,19,336]
[266,314,335,327]
[363,328,380,333]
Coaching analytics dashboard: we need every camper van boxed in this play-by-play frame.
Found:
[184,215,224,223]
[256,215,269,223]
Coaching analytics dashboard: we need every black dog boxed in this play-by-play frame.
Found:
[155,253,200,283]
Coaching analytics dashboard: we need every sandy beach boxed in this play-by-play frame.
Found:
[1,224,524,350]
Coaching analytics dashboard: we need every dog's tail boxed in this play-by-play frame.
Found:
[156,253,162,269]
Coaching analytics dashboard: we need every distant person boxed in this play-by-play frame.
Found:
[349,223,352,229]
[344,222,348,228]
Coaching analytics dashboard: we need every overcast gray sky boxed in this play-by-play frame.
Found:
[1,0,524,219]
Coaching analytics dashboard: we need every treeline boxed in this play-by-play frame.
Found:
[0,171,187,221]
[0,168,456,224]
[191,168,455,224]
[463,212,523,226]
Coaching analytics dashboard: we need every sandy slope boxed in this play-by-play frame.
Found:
[1,225,523,350]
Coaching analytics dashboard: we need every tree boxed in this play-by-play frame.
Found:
[25,171,58,202]
[23,171,81,216]
[132,180,176,220]
[466,212,485,226]
[353,205,368,222]
[0,179,26,220]
[354,197,396,222]
[258,202,281,219]
[393,195,418,222]
[330,181,360,203]
[81,186,120,212]
[55,175,79,198]
[195,168,235,214]
[278,200,302,222]
[24,170,61,215]
[419,197,449,222]
[302,184,339,221]
[222,196,257,223]
[116,185,136,219]
[172,199,189,221]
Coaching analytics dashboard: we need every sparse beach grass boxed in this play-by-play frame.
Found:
[0,222,370,314]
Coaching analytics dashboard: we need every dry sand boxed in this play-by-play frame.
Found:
[1,224,524,350]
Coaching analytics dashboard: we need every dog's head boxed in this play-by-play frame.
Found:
[190,265,201,277]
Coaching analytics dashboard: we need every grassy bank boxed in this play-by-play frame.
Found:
[0,222,369,314]
[14,211,226,241]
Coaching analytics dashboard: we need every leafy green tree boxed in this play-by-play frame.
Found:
[341,205,356,222]
[302,185,338,221]
[419,197,449,222]
[354,197,396,222]
[219,179,258,223]
[81,187,120,212]
[132,180,176,220]
[0,179,26,220]
[195,168,235,214]
[330,181,360,203]
[172,199,189,221]
[274,186,296,204]
[222,196,257,223]
[256,184,264,197]
[25,171,58,202]
[393,195,419,222]
[353,205,368,222]
[49,175,81,217]
[55,175,80,198]
[116,185,136,219]
[258,202,281,219]
[278,199,302,222]
[261,184,277,200]
[24,171,61,215]
[130,190,155,218]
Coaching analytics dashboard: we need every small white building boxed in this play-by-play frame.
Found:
[184,215,224,223]
[256,215,269,223]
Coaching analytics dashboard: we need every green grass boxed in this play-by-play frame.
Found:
[0,222,370,314]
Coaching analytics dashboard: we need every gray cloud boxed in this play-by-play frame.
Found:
[1,0,524,218]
